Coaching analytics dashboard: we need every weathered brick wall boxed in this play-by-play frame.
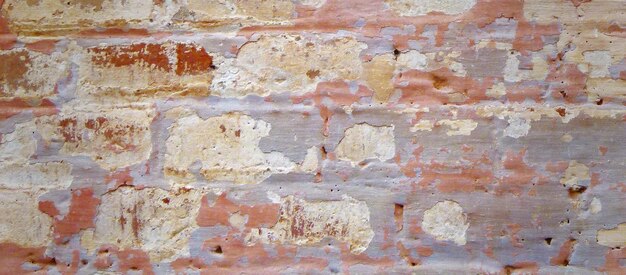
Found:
[0,0,625,274]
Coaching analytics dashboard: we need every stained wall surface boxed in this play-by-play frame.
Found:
[0,0,625,274]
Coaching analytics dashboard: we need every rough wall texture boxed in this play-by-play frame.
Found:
[0,0,625,274]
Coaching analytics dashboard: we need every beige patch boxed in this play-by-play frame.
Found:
[597,223,626,248]
[560,160,590,188]
[335,123,395,165]
[81,187,203,262]
[410,120,434,132]
[587,78,626,102]
[422,200,469,245]
[211,35,366,97]
[386,0,477,16]
[437,119,478,136]
[299,146,319,173]
[0,191,53,247]
[362,54,396,103]
[1,0,155,34]
[176,0,294,28]
[560,133,573,143]
[245,195,374,254]
[164,111,295,185]
[234,0,294,21]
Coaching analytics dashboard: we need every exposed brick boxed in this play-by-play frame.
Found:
[79,42,214,100]
[245,195,375,254]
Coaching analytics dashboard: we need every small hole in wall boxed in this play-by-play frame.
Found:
[393,49,401,59]
[596,98,604,105]
[409,261,417,266]
[568,186,587,199]
[211,245,223,254]
[545,238,552,245]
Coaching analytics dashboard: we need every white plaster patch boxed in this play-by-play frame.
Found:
[504,51,522,83]
[486,82,507,98]
[0,120,37,162]
[0,162,73,191]
[504,116,531,138]
[211,35,366,97]
[0,120,74,191]
[165,111,296,185]
[396,50,428,72]
[335,123,395,165]
[299,0,326,8]
[582,51,611,78]
[422,200,469,245]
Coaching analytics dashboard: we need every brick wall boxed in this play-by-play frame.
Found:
[0,0,625,273]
